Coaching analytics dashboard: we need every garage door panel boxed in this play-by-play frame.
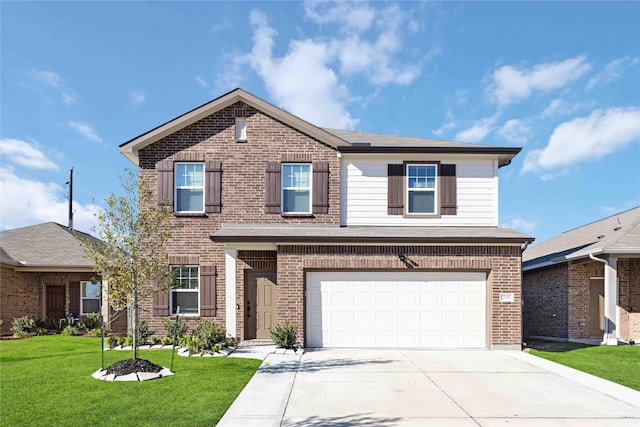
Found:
[306,272,486,348]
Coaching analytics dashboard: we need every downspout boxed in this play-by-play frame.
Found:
[589,253,616,345]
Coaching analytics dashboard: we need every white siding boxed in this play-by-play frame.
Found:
[341,155,498,226]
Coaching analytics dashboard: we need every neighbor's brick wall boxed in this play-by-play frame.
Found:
[522,264,569,339]
[275,245,523,348]
[567,261,603,339]
[0,266,41,335]
[619,258,640,342]
[137,102,340,335]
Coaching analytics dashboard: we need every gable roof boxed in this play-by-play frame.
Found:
[0,222,100,270]
[119,88,522,167]
[523,207,640,271]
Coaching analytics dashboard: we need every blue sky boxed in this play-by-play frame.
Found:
[1,1,639,245]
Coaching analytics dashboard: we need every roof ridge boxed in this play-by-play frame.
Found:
[560,206,640,234]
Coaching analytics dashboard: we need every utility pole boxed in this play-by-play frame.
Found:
[68,168,74,230]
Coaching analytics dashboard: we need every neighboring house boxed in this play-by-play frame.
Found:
[0,222,126,334]
[523,207,640,345]
[119,88,533,350]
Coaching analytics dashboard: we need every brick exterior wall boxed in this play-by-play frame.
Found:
[522,264,569,339]
[134,101,525,348]
[0,268,126,335]
[619,258,640,342]
[137,102,340,335]
[567,261,603,340]
[275,245,523,348]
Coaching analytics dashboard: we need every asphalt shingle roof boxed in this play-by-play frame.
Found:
[523,207,640,269]
[0,222,100,268]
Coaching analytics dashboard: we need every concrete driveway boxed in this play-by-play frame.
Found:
[218,349,640,426]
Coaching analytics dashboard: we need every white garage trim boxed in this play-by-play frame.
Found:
[306,271,487,349]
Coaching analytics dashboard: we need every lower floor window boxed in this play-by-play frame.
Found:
[170,266,199,315]
[81,281,101,314]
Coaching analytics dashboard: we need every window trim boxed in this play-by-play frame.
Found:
[169,265,200,316]
[80,280,101,315]
[235,117,247,141]
[174,162,205,213]
[405,161,439,217]
[281,163,312,214]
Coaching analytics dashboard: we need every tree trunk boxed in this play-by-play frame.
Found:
[133,290,139,360]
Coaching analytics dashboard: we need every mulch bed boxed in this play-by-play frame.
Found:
[105,358,163,376]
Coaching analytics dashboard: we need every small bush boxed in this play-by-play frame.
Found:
[150,336,162,345]
[270,322,298,349]
[193,321,226,351]
[162,317,188,339]
[123,336,133,347]
[161,336,173,345]
[87,328,102,337]
[180,335,201,354]
[107,335,120,348]
[61,325,78,336]
[11,316,35,335]
[14,331,30,339]
[81,313,101,330]
[129,320,151,342]
[35,318,57,331]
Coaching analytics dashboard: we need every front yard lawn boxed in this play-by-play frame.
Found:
[526,340,640,391]
[0,335,261,426]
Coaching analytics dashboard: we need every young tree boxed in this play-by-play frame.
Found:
[79,169,175,359]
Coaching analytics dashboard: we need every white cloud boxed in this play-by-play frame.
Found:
[587,56,640,90]
[522,107,640,174]
[61,92,76,105]
[0,138,59,170]
[212,18,231,32]
[304,1,376,33]
[432,120,457,137]
[194,76,209,88]
[540,98,593,119]
[68,121,102,143]
[247,10,358,129]
[501,217,537,232]
[455,115,498,143]
[0,166,99,232]
[130,90,145,105]
[27,69,61,87]
[488,56,591,106]
[498,119,531,144]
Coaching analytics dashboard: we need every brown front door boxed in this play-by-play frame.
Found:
[46,285,65,323]
[589,278,605,337]
[245,271,278,339]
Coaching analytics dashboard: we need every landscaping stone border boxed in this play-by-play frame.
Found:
[92,367,174,382]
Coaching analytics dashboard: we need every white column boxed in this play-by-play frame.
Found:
[603,256,618,345]
[225,248,237,339]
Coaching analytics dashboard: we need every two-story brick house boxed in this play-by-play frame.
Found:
[119,88,532,349]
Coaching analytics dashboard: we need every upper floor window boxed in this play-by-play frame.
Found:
[170,266,199,315]
[175,163,204,212]
[407,164,437,214]
[81,281,101,315]
[282,163,311,214]
[235,118,247,141]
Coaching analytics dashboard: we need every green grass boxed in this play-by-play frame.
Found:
[0,335,261,426]
[528,342,640,391]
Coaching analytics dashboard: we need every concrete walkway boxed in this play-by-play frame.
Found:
[218,348,640,427]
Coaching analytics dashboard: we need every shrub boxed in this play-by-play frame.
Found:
[150,336,162,345]
[193,321,226,351]
[61,325,78,336]
[87,328,102,337]
[81,313,101,330]
[270,322,298,349]
[162,317,188,339]
[129,320,151,342]
[180,335,201,354]
[123,336,133,347]
[107,335,120,348]
[11,316,35,335]
[35,318,57,331]
[161,336,173,345]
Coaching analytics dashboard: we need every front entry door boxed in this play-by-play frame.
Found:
[47,285,65,324]
[245,271,278,339]
[589,278,605,337]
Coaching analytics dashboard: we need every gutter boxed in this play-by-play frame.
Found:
[589,253,615,346]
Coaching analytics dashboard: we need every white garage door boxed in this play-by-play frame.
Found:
[306,272,486,348]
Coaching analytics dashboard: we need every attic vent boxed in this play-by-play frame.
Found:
[597,234,605,239]
[613,226,622,231]
[352,142,371,147]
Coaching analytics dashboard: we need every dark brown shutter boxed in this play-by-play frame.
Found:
[200,266,216,317]
[312,162,329,214]
[265,161,281,214]
[205,161,222,213]
[152,292,169,317]
[157,160,174,211]
[387,164,404,215]
[439,164,457,215]
[69,282,80,315]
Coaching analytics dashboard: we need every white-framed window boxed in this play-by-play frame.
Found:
[170,266,199,315]
[282,163,312,214]
[175,163,204,212]
[235,118,247,141]
[407,164,437,214]
[81,281,101,315]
